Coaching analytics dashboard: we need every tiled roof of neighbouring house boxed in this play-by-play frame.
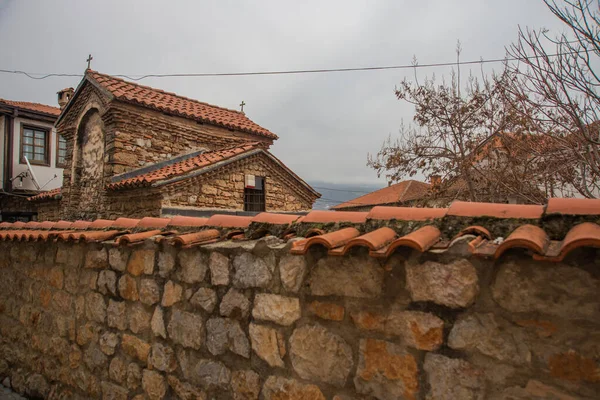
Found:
[106,142,318,197]
[0,98,61,116]
[4,198,600,262]
[332,180,431,210]
[85,70,278,140]
[27,187,62,202]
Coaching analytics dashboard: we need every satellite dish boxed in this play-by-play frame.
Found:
[24,156,41,190]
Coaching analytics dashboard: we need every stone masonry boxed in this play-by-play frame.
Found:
[0,238,599,399]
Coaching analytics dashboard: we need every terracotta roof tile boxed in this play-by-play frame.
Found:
[206,215,253,229]
[328,227,397,256]
[117,230,163,246]
[137,217,171,229]
[107,143,261,190]
[27,188,62,203]
[546,198,600,215]
[367,206,447,221]
[372,225,441,258]
[332,180,431,210]
[301,210,368,224]
[0,98,61,116]
[86,70,277,139]
[448,201,544,219]
[171,229,221,247]
[168,216,209,228]
[494,225,549,259]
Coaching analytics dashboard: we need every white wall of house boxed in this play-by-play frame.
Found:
[9,116,63,191]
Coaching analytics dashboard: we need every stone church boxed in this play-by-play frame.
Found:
[30,70,319,220]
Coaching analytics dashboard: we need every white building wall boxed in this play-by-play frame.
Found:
[10,116,63,191]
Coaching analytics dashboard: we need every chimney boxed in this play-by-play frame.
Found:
[430,175,442,187]
[57,87,74,110]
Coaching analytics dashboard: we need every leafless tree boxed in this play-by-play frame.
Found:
[504,0,600,198]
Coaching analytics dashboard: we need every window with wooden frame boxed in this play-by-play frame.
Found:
[244,176,266,212]
[20,125,50,166]
[56,134,67,167]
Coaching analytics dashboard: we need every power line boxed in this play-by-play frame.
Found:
[0,49,585,82]
[311,186,375,194]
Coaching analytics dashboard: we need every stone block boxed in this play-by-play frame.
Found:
[151,306,167,339]
[423,353,486,400]
[190,287,217,313]
[129,303,151,334]
[162,280,182,307]
[98,270,117,296]
[262,376,325,400]
[85,248,108,269]
[309,255,383,298]
[149,342,177,373]
[85,292,106,323]
[127,363,142,390]
[118,275,139,301]
[142,369,167,400]
[307,301,345,321]
[121,334,150,363]
[232,252,275,288]
[248,323,285,368]
[209,252,230,286]
[109,247,129,272]
[99,332,119,355]
[448,313,531,365]
[252,293,301,326]
[178,250,207,284]
[231,370,260,400]
[178,352,231,390]
[385,310,444,351]
[157,249,175,277]
[167,375,207,400]
[107,300,128,331]
[128,249,155,276]
[354,338,419,400]
[206,318,250,358]
[48,266,64,289]
[406,259,479,308]
[101,381,128,400]
[109,357,127,384]
[220,288,251,319]
[289,324,353,386]
[167,310,204,350]
[492,261,599,320]
[279,255,306,293]
[139,278,160,305]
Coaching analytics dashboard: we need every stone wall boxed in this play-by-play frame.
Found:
[0,239,598,400]
[162,154,315,212]
[36,201,61,221]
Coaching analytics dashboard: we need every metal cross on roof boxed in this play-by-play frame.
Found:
[239,100,246,113]
[86,54,93,70]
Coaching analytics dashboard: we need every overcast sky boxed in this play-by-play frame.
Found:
[0,0,567,187]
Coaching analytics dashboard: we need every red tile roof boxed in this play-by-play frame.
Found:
[332,180,431,210]
[27,188,62,202]
[3,198,600,262]
[0,98,61,116]
[108,143,261,190]
[85,70,277,139]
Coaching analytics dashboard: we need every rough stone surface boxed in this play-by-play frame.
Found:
[167,310,205,350]
[309,255,383,298]
[279,255,306,293]
[354,338,419,400]
[142,369,167,400]
[121,334,151,363]
[178,250,207,284]
[492,261,600,320]
[151,306,167,339]
[167,375,207,400]
[118,275,139,301]
[252,293,301,326]
[85,292,106,323]
[139,279,160,305]
[178,352,231,390]
[405,259,479,308]
[107,300,127,331]
[248,323,285,368]
[109,248,129,272]
[220,288,251,319]
[101,381,128,400]
[161,280,183,307]
[157,250,175,278]
[231,370,260,400]
[109,357,127,384]
[190,287,217,313]
[424,353,486,400]
[99,332,119,356]
[262,376,325,400]
[127,363,142,390]
[385,311,444,351]
[232,252,275,288]
[97,270,117,296]
[448,313,531,365]
[128,249,155,276]
[129,303,151,334]
[289,324,353,386]
[209,252,230,286]
[85,248,108,269]
[149,342,177,373]
[206,318,250,358]
[307,301,345,321]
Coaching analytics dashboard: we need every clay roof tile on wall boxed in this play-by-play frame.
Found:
[332,180,431,210]
[85,70,277,139]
